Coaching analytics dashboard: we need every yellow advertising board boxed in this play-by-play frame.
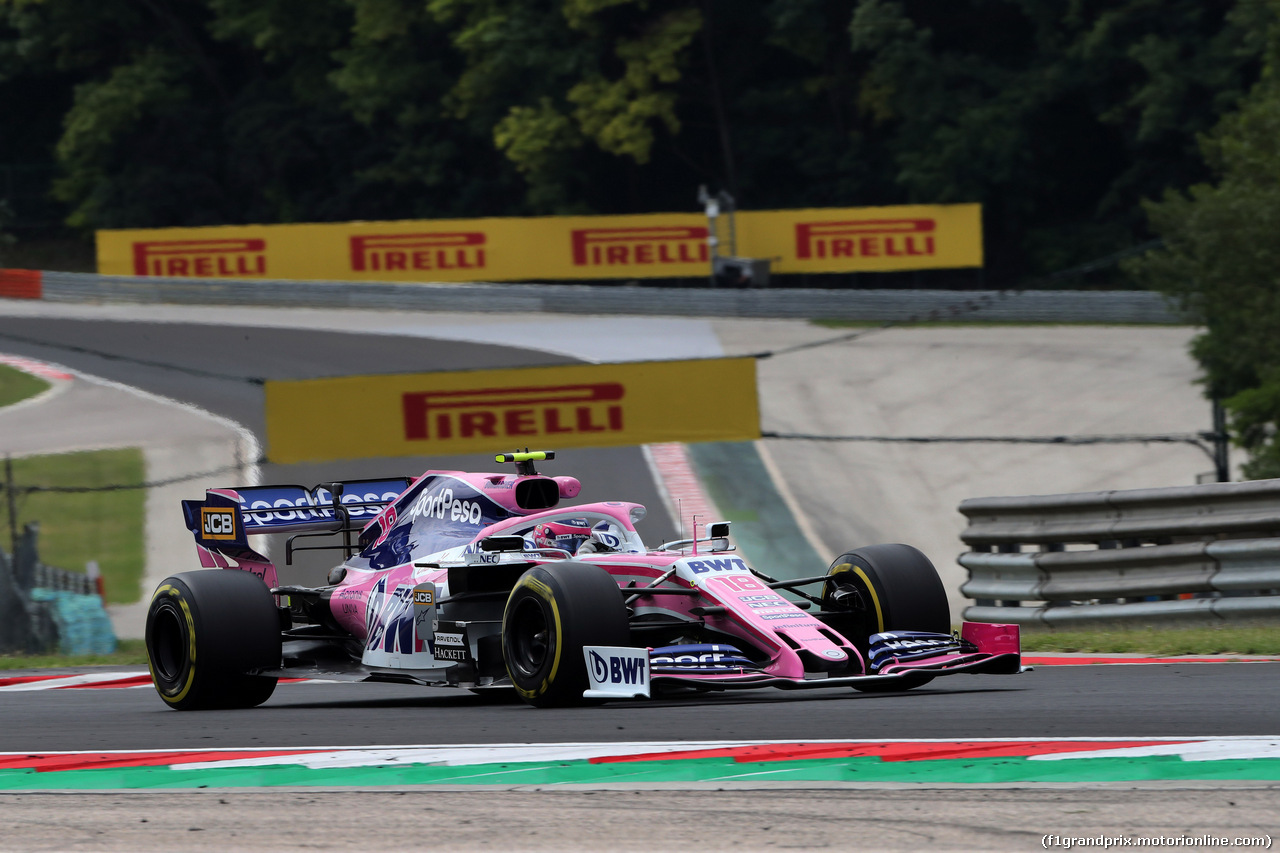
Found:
[264,358,760,464]
[97,204,981,283]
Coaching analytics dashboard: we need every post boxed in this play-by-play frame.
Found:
[4,455,15,555]
[698,185,720,288]
[1212,399,1230,483]
[722,191,737,256]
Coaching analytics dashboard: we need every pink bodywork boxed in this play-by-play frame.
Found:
[197,468,1021,682]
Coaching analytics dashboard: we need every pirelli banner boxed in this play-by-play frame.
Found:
[264,358,760,463]
[97,204,981,283]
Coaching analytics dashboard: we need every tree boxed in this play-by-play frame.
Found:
[1128,0,1280,479]
[848,0,1267,284]
[0,0,1271,289]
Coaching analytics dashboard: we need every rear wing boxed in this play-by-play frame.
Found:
[183,478,411,548]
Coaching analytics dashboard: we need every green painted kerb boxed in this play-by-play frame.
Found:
[2,756,1279,790]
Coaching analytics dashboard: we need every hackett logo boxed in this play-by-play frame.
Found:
[795,219,936,260]
[402,384,625,442]
[350,233,486,273]
[571,226,708,267]
[132,239,267,277]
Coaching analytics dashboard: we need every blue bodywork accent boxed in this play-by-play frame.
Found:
[649,643,759,672]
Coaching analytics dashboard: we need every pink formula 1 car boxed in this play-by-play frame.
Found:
[146,451,1024,710]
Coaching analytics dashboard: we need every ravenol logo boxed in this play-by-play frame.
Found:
[402,383,624,442]
[795,219,936,261]
[132,239,267,277]
[589,650,645,685]
[349,232,486,273]
[570,226,708,267]
[200,507,238,540]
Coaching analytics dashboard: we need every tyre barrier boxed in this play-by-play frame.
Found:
[3,268,1187,324]
[0,523,116,654]
[958,480,1280,626]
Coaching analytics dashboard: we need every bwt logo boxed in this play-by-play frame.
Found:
[350,233,486,273]
[795,219,936,261]
[132,239,267,277]
[571,226,708,267]
[589,650,645,685]
[402,383,625,442]
[686,557,749,574]
[200,508,237,540]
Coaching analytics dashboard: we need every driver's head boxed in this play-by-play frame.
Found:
[531,521,591,552]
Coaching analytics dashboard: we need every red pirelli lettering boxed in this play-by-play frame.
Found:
[402,383,626,441]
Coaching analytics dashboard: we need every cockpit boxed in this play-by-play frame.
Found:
[478,504,648,558]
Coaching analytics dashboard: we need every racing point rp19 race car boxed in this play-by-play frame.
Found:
[145,451,1024,710]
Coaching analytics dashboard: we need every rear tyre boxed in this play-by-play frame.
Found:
[819,544,949,692]
[501,561,629,708]
[145,570,282,711]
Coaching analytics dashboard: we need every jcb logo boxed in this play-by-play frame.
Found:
[132,239,267,277]
[201,508,238,540]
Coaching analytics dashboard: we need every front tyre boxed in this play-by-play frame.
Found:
[502,562,629,708]
[820,544,949,692]
[145,570,282,711]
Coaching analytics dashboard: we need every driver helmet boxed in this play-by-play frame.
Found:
[576,520,625,554]
[530,521,591,553]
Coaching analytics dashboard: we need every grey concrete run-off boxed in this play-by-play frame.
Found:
[1,788,1277,853]
[41,270,1187,324]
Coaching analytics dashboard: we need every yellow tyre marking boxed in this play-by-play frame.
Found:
[506,574,564,699]
[149,583,198,705]
[830,562,884,634]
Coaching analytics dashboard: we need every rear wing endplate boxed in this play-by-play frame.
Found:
[183,478,410,548]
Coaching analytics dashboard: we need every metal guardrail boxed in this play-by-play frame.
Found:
[34,270,1187,323]
[958,480,1280,626]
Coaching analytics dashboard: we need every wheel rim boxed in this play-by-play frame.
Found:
[508,597,551,679]
[150,602,187,684]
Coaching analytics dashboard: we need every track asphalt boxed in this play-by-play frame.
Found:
[2,300,1274,850]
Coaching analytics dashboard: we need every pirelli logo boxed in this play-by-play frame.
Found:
[795,219,936,261]
[402,383,624,442]
[201,507,239,541]
[132,239,267,277]
[571,226,708,267]
[350,233,486,273]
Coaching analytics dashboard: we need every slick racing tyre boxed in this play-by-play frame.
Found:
[145,570,282,711]
[502,561,629,708]
[820,544,949,692]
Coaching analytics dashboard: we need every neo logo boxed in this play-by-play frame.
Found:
[201,509,236,539]
[589,650,645,685]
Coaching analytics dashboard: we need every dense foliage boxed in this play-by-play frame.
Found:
[1129,1,1280,478]
[0,0,1270,285]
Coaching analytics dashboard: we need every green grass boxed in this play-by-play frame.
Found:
[1019,623,1280,656]
[0,363,50,408]
[0,639,148,670]
[6,448,146,604]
